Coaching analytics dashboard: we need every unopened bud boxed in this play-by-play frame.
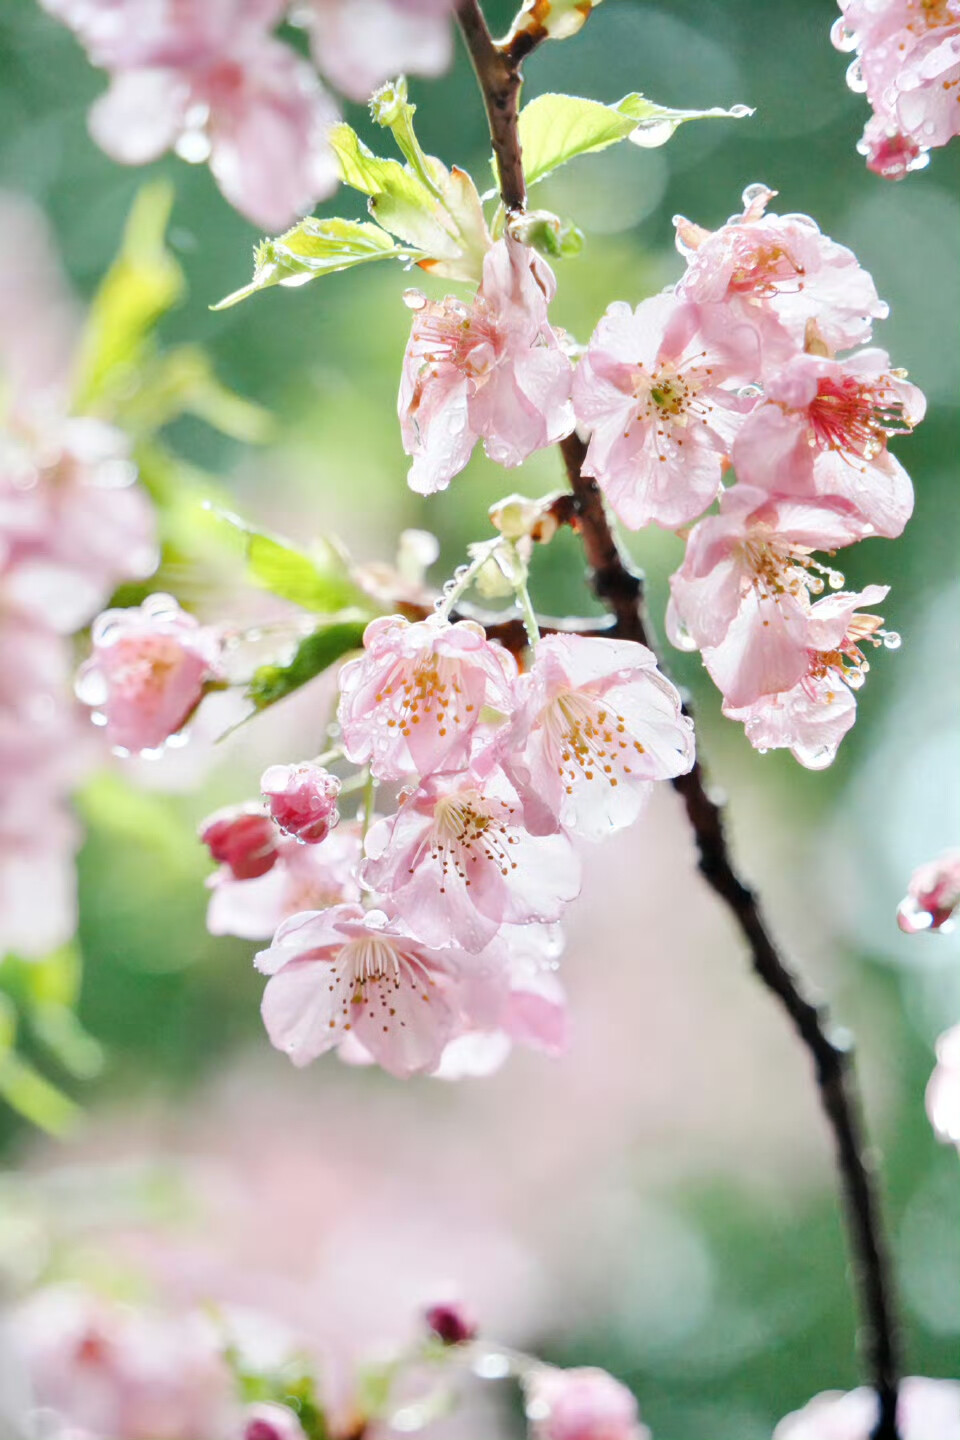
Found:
[261,762,341,845]
[370,77,409,129]
[425,1301,477,1346]
[508,210,583,261]
[200,805,279,880]
[489,493,562,545]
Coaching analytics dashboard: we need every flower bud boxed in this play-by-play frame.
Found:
[425,1301,477,1346]
[524,1367,650,1440]
[200,806,279,881]
[898,851,960,935]
[243,1402,308,1440]
[261,763,341,844]
[489,493,562,546]
[76,594,223,754]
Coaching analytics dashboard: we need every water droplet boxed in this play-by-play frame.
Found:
[809,576,824,594]
[793,742,836,770]
[846,58,867,92]
[882,630,901,650]
[473,1351,511,1380]
[402,289,427,311]
[670,617,698,653]
[830,16,860,51]
[629,118,678,149]
[756,746,769,756]
[729,104,753,118]
[737,383,763,399]
[175,128,212,165]
[741,182,770,207]
[846,668,866,690]
[827,570,845,589]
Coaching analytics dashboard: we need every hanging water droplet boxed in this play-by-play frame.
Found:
[670,617,698,653]
[756,746,769,756]
[629,118,678,148]
[846,57,868,92]
[830,17,860,51]
[846,668,866,690]
[809,576,824,594]
[175,128,212,165]
[793,742,836,770]
[402,288,427,311]
[827,570,845,589]
[473,1350,511,1380]
[729,104,753,119]
[882,630,901,650]
[741,182,770,207]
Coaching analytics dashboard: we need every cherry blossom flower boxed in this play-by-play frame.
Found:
[505,634,695,841]
[833,0,960,177]
[674,185,886,356]
[667,486,866,707]
[40,0,340,229]
[256,903,502,1077]
[76,593,223,754]
[524,1366,651,1440]
[337,614,518,783]
[897,849,960,933]
[732,348,923,540]
[926,1024,960,1148]
[399,238,575,495]
[200,804,280,881]
[261,761,341,844]
[720,585,891,767]
[773,1375,960,1439]
[296,0,453,103]
[571,294,760,530]
[206,827,362,941]
[362,766,581,952]
[11,1284,236,1440]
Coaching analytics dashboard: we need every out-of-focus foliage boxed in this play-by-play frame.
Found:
[0,1,957,1436]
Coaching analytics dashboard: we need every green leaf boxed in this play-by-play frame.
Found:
[0,996,79,1135]
[214,510,373,615]
[329,125,461,260]
[517,91,753,187]
[214,216,413,309]
[73,181,184,411]
[118,346,274,443]
[247,620,368,711]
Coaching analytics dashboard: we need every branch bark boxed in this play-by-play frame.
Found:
[455,6,903,1436]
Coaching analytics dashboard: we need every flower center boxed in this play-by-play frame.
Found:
[545,691,645,793]
[422,791,518,888]
[807,376,910,458]
[414,301,501,385]
[375,654,473,740]
[737,528,844,604]
[729,237,805,297]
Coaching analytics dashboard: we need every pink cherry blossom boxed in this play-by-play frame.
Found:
[858,113,928,178]
[525,1366,651,1440]
[200,804,280,881]
[720,585,890,767]
[362,766,581,952]
[261,761,341,844]
[256,903,497,1077]
[297,0,453,103]
[897,849,960,933]
[337,614,518,782]
[571,294,760,530]
[926,1024,960,1148]
[206,826,362,941]
[505,634,695,841]
[12,1284,235,1440]
[667,485,866,707]
[674,185,886,356]
[399,237,574,494]
[773,1374,960,1439]
[732,348,923,540]
[76,594,223,754]
[41,0,340,229]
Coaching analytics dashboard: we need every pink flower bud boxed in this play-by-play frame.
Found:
[200,806,279,882]
[261,763,341,845]
[525,1367,650,1440]
[76,594,222,754]
[243,1402,308,1440]
[425,1300,477,1346]
[897,850,960,934]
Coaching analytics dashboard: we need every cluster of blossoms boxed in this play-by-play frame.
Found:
[897,850,960,1153]
[77,591,694,1077]
[0,195,157,960]
[399,191,921,769]
[832,0,960,178]
[39,0,454,228]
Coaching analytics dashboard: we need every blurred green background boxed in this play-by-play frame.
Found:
[0,1,958,1437]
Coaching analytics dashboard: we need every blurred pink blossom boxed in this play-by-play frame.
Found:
[297,0,453,103]
[926,1024,960,1148]
[399,238,574,495]
[77,594,224,754]
[525,1366,651,1440]
[897,849,960,934]
[774,1375,960,1438]
[207,826,363,941]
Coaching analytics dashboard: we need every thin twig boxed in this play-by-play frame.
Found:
[455,6,903,1435]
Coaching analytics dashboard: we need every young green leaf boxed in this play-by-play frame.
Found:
[517,91,753,187]
[214,217,413,309]
[211,508,375,615]
[247,620,368,710]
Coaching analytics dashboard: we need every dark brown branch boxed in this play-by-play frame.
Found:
[456,7,903,1435]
